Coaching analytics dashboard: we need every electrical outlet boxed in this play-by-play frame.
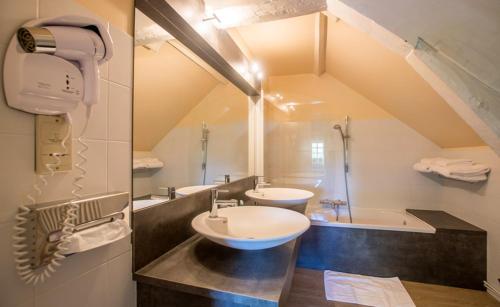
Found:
[35,115,72,174]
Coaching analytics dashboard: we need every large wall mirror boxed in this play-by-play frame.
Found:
[132,9,249,206]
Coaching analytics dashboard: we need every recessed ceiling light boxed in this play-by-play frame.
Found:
[251,62,261,73]
[210,6,252,28]
[195,22,210,35]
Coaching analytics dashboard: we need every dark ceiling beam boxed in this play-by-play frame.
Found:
[136,0,260,97]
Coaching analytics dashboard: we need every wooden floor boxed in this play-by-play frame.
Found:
[286,268,500,307]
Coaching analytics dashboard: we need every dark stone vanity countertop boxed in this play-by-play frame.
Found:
[406,209,486,233]
[134,234,298,306]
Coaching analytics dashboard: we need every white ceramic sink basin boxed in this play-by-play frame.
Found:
[176,185,217,196]
[245,188,314,205]
[191,206,310,250]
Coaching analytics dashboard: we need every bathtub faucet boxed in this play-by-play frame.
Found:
[320,199,347,221]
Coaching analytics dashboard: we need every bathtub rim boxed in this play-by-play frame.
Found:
[308,208,436,234]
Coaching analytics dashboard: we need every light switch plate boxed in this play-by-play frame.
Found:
[36,115,72,174]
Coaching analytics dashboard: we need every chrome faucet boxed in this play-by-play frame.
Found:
[209,188,240,218]
[156,187,176,200]
[253,176,271,193]
[213,174,231,185]
[320,199,347,221]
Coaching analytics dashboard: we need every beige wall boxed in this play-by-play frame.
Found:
[76,0,134,35]
[133,43,219,151]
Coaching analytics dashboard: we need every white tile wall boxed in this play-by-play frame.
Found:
[106,251,135,307]
[0,1,134,307]
[108,84,132,142]
[265,117,442,213]
[35,264,109,307]
[108,141,132,192]
[0,134,35,224]
[108,27,134,88]
[0,0,36,136]
[70,79,109,141]
[0,222,35,307]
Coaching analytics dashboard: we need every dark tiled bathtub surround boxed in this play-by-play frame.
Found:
[297,209,487,290]
[132,176,255,271]
[135,235,299,307]
[406,209,486,232]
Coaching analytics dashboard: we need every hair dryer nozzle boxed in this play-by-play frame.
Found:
[17,27,56,54]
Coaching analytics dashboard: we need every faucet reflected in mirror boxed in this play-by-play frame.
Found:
[253,176,271,192]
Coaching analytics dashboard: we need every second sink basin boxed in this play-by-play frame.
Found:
[191,206,310,250]
[245,188,314,205]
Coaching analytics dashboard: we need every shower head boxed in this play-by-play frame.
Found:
[333,124,346,140]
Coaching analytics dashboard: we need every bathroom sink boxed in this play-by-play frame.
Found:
[176,185,217,196]
[245,188,314,205]
[191,206,310,250]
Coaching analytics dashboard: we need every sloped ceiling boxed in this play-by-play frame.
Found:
[232,14,484,147]
[325,19,483,147]
[233,14,316,76]
[204,0,326,28]
[134,43,219,151]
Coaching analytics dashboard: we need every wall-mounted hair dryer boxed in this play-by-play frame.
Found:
[3,15,113,115]
[17,26,105,107]
[4,16,116,285]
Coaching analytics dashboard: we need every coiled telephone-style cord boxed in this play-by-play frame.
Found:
[12,108,91,284]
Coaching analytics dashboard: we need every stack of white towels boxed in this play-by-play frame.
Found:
[133,157,164,170]
[413,158,490,183]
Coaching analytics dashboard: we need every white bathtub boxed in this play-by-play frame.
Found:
[309,207,436,233]
[133,199,166,211]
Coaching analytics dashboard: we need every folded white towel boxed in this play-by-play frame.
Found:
[145,160,164,168]
[420,158,473,167]
[433,165,489,178]
[414,157,489,183]
[440,173,488,183]
[413,163,432,173]
[446,164,490,176]
[133,160,147,169]
[324,271,415,307]
[133,157,164,169]
[63,219,131,254]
